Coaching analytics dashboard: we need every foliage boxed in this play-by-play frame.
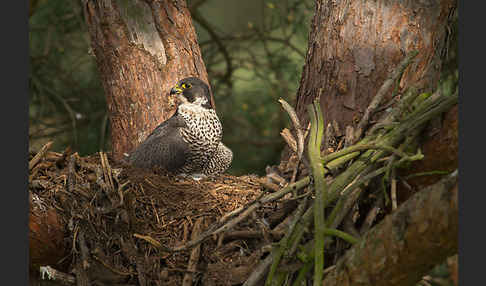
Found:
[29,0,314,175]
[28,0,458,176]
[29,0,107,155]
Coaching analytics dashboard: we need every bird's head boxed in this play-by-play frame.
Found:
[170,77,212,109]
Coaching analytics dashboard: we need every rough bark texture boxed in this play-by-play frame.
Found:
[29,194,66,272]
[294,0,456,136]
[322,173,458,286]
[399,105,458,190]
[83,0,210,161]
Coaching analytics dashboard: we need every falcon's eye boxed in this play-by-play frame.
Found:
[181,83,192,89]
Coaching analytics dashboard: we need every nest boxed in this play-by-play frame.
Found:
[29,147,300,285]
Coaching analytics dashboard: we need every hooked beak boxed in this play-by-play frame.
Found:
[170,85,188,105]
[170,86,183,95]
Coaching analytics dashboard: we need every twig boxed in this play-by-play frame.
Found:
[39,265,76,285]
[403,170,451,179]
[323,167,374,249]
[382,144,400,206]
[67,154,77,194]
[354,51,418,142]
[291,260,312,286]
[258,177,280,192]
[29,141,53,170]
[121,237,147,286]
[367,87,420,136]
[265,166,288,187]
[55,146,72,169]
[291,245,337,286]
[243,255,273,286]
[326,89,456,207]
[265,200,298,229]
[280,128,297,153]
[260,177,310,204]
[287,206,314,257]
[222,229,283,242]
[307,98,326,286]
[74,229,90,286]
[279,98,305,184]
[326,185,364,230]
[77,230,90,270]
[92,253,134,276]
[182,218,204,286]
[321,228,359,245]
[98,151,120,209]
[359,195,383,234]
[133,234,173,252]
[324,123,334,152]
[322,143,413,164]
[100,151,115,193]
[391,177,398,210]
[342,214,361,242]
[279,98,304,161]
[271,210,295,235]
[338,159,419,200]
[266,197,308,285]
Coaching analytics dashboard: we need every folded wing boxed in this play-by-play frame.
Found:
[129,115,189,172]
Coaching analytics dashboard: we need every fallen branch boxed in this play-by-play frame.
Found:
[322,170,458,286]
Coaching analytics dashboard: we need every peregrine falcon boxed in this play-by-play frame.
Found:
[128,77,232,179]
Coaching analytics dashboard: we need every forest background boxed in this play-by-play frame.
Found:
[28,0,324,176]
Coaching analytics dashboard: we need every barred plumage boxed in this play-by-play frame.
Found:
[128,77,232,179]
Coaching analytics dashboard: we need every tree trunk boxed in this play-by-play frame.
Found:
[82,0,210,161]
[294,0,456,136]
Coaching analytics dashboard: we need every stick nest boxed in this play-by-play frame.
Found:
[29,150,284,285]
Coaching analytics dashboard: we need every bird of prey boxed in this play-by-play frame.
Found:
[128,77,232,179]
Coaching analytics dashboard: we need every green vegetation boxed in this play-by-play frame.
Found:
[29,0,314,175]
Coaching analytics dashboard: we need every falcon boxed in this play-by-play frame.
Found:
[128,77,232,179]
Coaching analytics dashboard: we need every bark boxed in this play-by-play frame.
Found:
[398,105,458,192]
[29,193,66,272]
[322,171,458,286]
[293,0,456,139]
[82,0,210,161]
